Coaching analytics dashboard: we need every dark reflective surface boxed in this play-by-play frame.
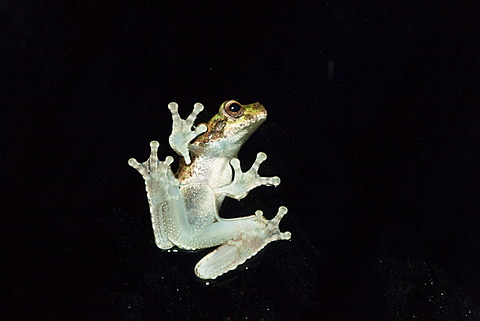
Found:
[4,2,479,320]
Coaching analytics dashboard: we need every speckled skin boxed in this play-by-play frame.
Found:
[129,101,291,279]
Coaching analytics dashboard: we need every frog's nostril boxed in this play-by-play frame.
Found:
[254,102,266,110]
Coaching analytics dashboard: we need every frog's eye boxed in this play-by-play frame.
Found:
[224,100,244,118]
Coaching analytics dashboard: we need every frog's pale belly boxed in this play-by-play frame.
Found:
[181,156,233,190]
[129,100,291,279]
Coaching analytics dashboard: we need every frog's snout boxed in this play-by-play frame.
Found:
[252,102,267,117]
[254,102,266,111]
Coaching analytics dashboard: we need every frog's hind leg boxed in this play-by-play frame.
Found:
[194,206,291,280]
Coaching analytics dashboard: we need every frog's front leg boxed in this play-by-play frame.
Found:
[168,102,207,165]
[194,206,291,279]
[215,152,281,200]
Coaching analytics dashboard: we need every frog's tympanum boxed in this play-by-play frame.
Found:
[128,100,291,279]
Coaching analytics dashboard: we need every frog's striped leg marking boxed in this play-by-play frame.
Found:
[215,152,281,200]
[194,206,291,280]
[168,102,208,165]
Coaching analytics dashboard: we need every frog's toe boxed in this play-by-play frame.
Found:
[149,140,160,152]
[167,102,179,115]
[128,158,148,176]
[256,151,267,162]
[194,123,208,136]
[271,205,288,224]
[190,102,204,119]
[259,175,281,187]
[250,152,267,172]
[128,157,139,167]
[266,206,291,242]
[272,176,281,186]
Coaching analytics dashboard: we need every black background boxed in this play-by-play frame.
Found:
[3,1,479,320]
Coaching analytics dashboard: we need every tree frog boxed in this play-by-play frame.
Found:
[128,100,291,279]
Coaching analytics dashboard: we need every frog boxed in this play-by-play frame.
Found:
[128,100,291,280]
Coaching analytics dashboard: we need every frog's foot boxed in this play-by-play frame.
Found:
[128,141,176,180]
[168,102,208,165]
[195,206,291,280]
[257,206,292,243]
[215,152,281,200]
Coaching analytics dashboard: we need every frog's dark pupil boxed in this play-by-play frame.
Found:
[228,103,241,113]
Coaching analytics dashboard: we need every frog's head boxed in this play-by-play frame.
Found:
[192,100,267,157]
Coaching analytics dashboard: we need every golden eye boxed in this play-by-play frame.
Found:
[224,100,244,118]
